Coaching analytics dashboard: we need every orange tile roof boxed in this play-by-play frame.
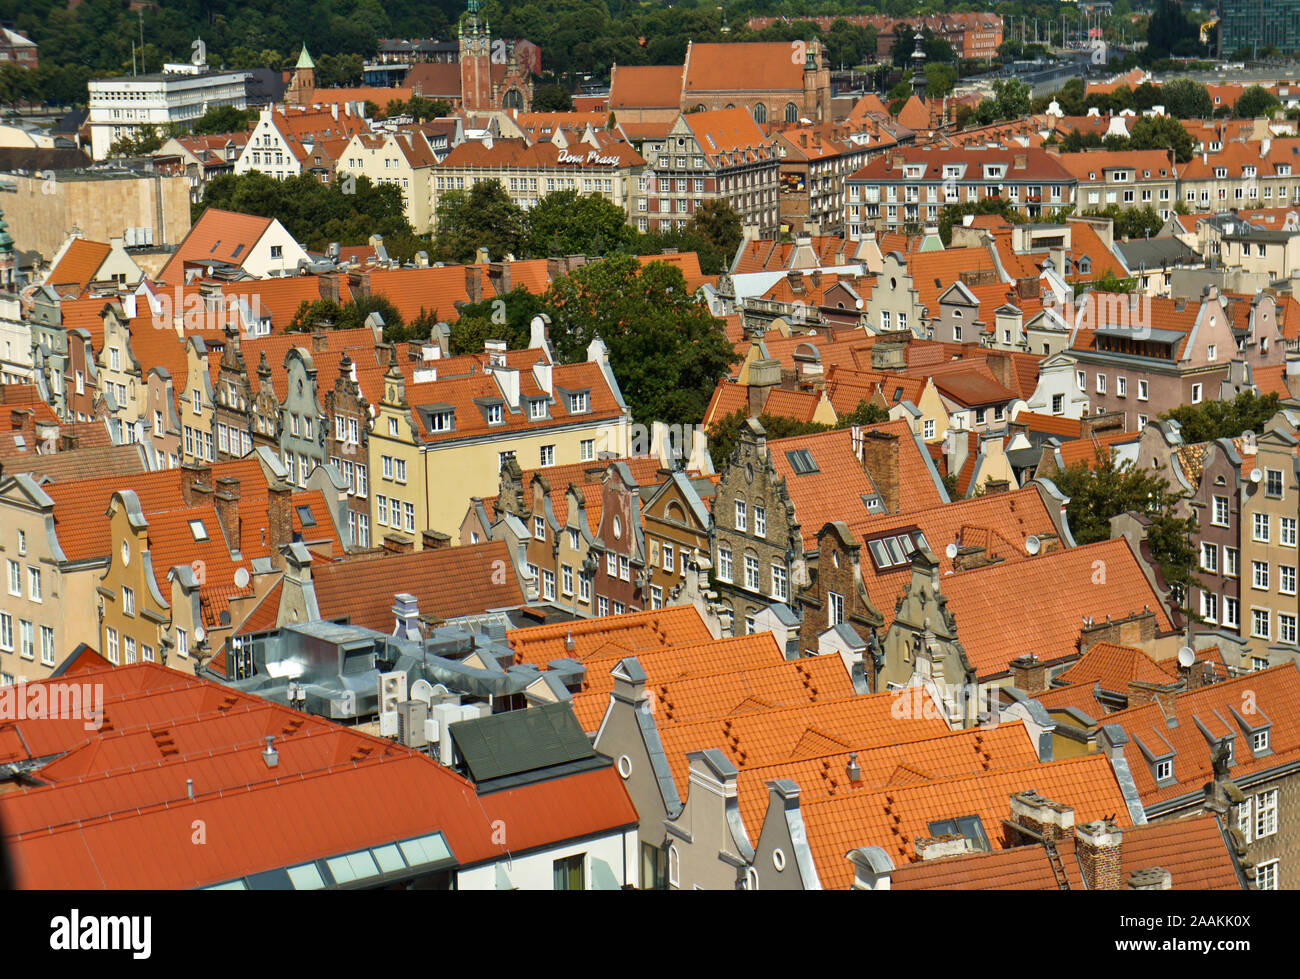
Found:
[609,64,684,109]
[906,246,1000,314]
[890,813,1241,889]
[361,265,481,323]
[732,721,1042,838]
[158,208,273,285]
[768,427,881,549]
[1053,641,1180,692]
[682,107,773,167]
[0,663,637,888]
[936,538,1175,679]
[45,238,111,295]
[914,360,1016,408]
[1104,662,1300,807]
[1055,429,1141,470]
[683,42,806,94]
[800,753,1132,888]
[844,485,1061,626]
[1013,410,1083,439]
[310,540,525,629]
[508,605,715,667]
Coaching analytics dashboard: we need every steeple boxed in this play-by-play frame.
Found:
[911,32,928,103]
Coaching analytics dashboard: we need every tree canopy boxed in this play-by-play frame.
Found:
[539,253,734,426]
[1159,391,1281,443]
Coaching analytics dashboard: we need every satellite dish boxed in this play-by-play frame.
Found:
[409,679,435,706]
[194,626,206,643]
[233,567,250,589]
[945,542,959,559]
[1025,535,1041,555]
[1250,468,1264,483]
[1177,646,1196,668]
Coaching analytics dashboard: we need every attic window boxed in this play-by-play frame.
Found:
[189,519,209,541]
[927,815,991,852]
[209,240,221,254]
[296,505,317,527]
[786,448,819,474]
[866,530,925,570]
[232,244,244,258]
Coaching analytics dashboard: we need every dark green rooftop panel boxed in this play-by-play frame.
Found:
[449,700,595,782]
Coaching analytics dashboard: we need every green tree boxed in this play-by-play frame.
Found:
[540,253,734,426]
[1127,114,1195,163]
[923,63,958,101]
[1235,85,1281,119]
[1158,391,1281,443]
[287,294,410,343]
[937,196,1023,246]
[191,104,256,135]
[1051,455,1200,608]
[1160,77,1213,119]
[705,399,890,469]
[109,124,163,156]
[432,180,529,263]
[449,286,545,354]
[532,83,575,112]
[681,199,742,263]
[526,189,637,259]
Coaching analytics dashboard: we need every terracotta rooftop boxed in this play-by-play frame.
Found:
[508,605,715,668]
[44,238,112,295]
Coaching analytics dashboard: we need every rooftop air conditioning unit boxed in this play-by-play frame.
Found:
[396,700,429,749]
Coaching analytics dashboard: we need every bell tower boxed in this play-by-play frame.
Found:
[459,0,493,113]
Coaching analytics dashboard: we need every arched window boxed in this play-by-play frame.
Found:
[692,103,707,113]
[784,102,799,123]
[502,88,523,110]
[752,103,767,124]
[724,103,736,109]
[668,845,680,887]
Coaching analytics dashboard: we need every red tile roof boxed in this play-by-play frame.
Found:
[157,208,274,285]
[44,238,111,295]
[310,540,525,629]
[609,64,684,109]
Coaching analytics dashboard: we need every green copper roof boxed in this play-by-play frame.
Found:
[0,209,12,254]
[295,45,315,70]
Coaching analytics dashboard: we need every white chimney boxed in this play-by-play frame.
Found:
[532,360,553,395]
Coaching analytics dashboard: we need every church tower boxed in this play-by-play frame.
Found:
[288,44,316,106]
[459,0,494,113]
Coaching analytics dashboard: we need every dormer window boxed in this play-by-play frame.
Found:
[528,399,547,420]
[427,410,454,432]
[568,392,589,414]
[487,403,503,424]
[1214,167,1228,179]
[1254,729,1270,752]
[1154,759,1173,781]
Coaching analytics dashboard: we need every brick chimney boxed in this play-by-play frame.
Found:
[1009,654,1047,693]
[747,357,781,415]
[383,533,415,554]
[1127,677,1181,716]
[266,480,293,570]
[421,529,451,550]
[1079,610,1159,652]
[1128,867,1172,890]
[466,266,483,304]
[859,429,900,513]
[179,461,212,506]
[488,261,511,295]
[213,476,242,551]
[311,325,329,354]
[915,834,973,861]
[1076,820,1124,890]
[1008,790,1075,845]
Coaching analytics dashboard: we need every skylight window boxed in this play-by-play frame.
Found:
[927,815,991,851]
[189,519,209,541]
[786,448,819,474]
[296,505,317,527]
[866,531,926,570]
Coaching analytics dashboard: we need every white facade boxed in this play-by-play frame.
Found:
[235,111,306,181]
[455,827,638,890]
[0,293,32,384]
[88,68,250,161]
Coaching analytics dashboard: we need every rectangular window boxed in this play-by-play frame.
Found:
[1283,517,1297,547]
[1225,596,1240,629]
[123,586,136,616]
[0,613,10,651]
[579,572,591,603]
[828,591,845,627]
[542,569,556,602]
[1257,860,1279,891]
[562,565,573,596]
[1192,383,1203,404]
[40,625,55,666]
[540,445,555,467]
[19,619,34,660]
[1201,591,1218,623]
[607,552,618,577]
[663,544,674,573]
[735,501,747,532]
[1252,607,1271,639]
[7,560,19,596]
[1256,789,1278,838]
[771,563,788,602]
[395,459,406,483]
[1280,612,1297,644]
[1096,374,1106,394]
[1282,565,1296,596]
[1225,546,1239,578]
[404,502,415,533]
[1212,496,1229,527]
[1201,543,1218,574]
[580,439,595,461]
[754,506,766,538]
[717,546,733,582]
[650,585,663,609]
[1138,379,1148,401]
[377,495,388,525]
[27,567,40,602]
[1253,561,1270,590]
[1255,513,1271,543]
[619,555,630,581]
[106,627,119,664]
[744,554,760,591]
[597,596,608,616]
